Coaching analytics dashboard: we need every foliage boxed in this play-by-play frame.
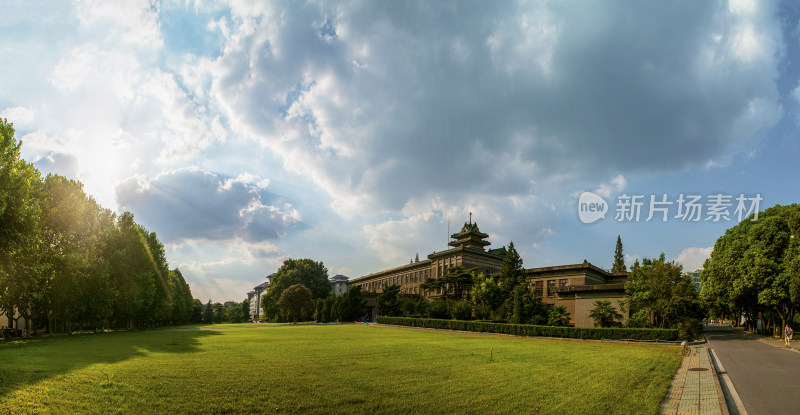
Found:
[377,284,401,316]
[702,204,800,335]
[420,266,477,300]
[277,284,314,323]
[625,254,703,331]
[376,317,680,341]
[499,241,525,291]
[612,235,627,273]
[547,306,571,327]
[449,300,473,320]
[427,299,450,319]
[0,119,197,333]
[261,259,331,321]
[589,300,623,328]
[338,286,367,322]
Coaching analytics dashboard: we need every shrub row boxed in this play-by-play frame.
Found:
[376,317,679,341]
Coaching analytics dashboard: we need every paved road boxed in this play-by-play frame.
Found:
[705,325,800,415]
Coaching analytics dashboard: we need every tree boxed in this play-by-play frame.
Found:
[612,235,627,273]
[191,299,204,323]
[0,119,44,335]
[626,253,703,329]
[277,284,314,323]
[261,259,331,321]
[499,241,525,291]
[589,300,623,327]
[339,286,367,322]
[702,204,800,335]
[377,284,401,316]
[547,306,571,326]
[202,300,214,324]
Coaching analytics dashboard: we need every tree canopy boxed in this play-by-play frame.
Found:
[277,284,314,323]
[702,204,800,335]
[261,259,331,321]
[0,118,197,334]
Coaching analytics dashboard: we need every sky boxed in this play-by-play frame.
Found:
[2,0,800,303]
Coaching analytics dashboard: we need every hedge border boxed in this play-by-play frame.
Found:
[375,317,679,341]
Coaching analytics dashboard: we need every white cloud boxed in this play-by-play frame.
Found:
[674,246,713,272]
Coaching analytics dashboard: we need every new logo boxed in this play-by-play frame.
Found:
[578,192,608,224]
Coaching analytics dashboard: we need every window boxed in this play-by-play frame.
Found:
[534,281,543,297]
[559,279,568,287]
[547,280,556,297]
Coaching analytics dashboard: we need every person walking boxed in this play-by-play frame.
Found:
[785,324,793,347]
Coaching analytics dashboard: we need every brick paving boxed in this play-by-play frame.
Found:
[661,347,725,415]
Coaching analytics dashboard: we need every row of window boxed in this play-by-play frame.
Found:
[357,268,432,292]
[532,279,569,297]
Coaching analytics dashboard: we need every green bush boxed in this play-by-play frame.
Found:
[428,299,450,319]
[376,317,679,341]
[450,301,473,321]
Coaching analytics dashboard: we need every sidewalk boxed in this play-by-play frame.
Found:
[660,347,726,415]
[743,331,800,354]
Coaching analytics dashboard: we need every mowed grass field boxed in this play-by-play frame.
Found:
[0,324,682,414]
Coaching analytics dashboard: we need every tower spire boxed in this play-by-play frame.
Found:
[469,212,472,225]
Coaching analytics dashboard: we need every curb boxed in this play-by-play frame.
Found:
[709,348,748,415]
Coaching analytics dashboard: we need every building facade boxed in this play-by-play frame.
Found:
[247,274,273,321]
[348,221,629,327]
[523,262,629,328]
[330,274,350,295]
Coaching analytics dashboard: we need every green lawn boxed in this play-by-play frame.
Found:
[0,324,681,414]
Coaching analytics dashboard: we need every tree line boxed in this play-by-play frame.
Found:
[0,118,195,334]
[702,204,800,336]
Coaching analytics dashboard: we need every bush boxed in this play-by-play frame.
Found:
[376,317,679,341]
[428,299,450,319]
[450,301,473,321]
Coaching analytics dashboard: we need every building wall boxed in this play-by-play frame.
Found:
[0,309,27,332]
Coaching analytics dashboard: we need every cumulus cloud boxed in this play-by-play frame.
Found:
[363,193,558,266]
[197,1,784,215]
[674,246,713,272]
[115,167,301,243]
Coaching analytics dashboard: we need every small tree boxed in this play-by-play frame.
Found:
[339,286,368,322]
[202,300,214,324]
[500,242,525,291]
[377,284,402,316]
[612,235,627,273]
[547,306,571,326]
[277,284,314,323]
[589,300,623,327]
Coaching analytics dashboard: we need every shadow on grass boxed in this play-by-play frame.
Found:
[0,329,221,397]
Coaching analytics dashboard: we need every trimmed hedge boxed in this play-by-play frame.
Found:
[375,317,679,341]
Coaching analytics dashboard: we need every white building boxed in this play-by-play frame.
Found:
[248,274,273,321]
[330,274,349,296]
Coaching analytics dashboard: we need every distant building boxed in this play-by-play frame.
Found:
[330,274,349,295]
[248,274,274,321]
[223,301,238,308]
[0,309,27,335]
[685,269,702,291]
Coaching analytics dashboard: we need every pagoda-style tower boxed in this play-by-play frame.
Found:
[449,221,491,250]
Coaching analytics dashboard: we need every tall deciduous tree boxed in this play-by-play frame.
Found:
[626,254,703,329]
[612,235,626,273]
[702,204,800,334]
[261,259,331,321]
[277,284,314,323]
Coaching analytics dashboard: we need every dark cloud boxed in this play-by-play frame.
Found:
[115,168,300,243]
[203,1,783,211]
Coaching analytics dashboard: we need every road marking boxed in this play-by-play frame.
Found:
[710,348,748,415]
